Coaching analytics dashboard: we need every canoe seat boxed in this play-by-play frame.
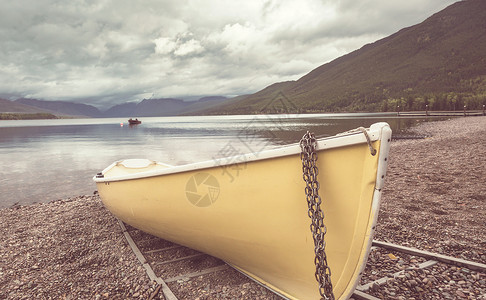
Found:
[118,159,156,168]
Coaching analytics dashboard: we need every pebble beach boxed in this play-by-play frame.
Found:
[1,116,485,299]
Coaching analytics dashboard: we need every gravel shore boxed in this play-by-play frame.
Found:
[1,116,485,299]
[367,115,486,299]
[377,116,486,264]
[0,195,156,299]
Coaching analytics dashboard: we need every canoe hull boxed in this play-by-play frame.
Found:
[95,123,392,299]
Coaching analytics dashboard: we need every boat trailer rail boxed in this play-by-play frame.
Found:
[119,220,486,300]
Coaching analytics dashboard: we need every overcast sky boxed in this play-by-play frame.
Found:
[0,0,457,108]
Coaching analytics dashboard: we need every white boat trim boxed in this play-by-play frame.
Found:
[342,122,392,297]
[93,122,388,183]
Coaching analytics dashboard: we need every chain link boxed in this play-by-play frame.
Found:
[300,131,335,300]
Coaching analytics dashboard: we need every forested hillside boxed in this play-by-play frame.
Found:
[201,0,486,114]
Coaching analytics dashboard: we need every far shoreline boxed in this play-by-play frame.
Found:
[0,112,59,120]
[1,109,485,120]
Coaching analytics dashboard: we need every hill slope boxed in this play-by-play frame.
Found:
[104,97,228,117]
[103,102,138,118]
[202,0,486,114]
[1,96,230,118]
[15,98,103,117]
[0,98,53,114]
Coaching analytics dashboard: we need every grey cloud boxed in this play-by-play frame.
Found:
[0,0,458,107]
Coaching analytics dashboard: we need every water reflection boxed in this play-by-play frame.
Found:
[0,114,448,207]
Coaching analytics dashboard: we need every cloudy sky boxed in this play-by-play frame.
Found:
[0,0,457,108]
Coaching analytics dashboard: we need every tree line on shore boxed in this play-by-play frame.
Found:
[0,113,58,120]
[381,92,486,112]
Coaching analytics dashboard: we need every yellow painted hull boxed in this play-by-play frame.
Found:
[94,123,391,299]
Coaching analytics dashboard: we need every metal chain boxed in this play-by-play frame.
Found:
[299,131,335,300]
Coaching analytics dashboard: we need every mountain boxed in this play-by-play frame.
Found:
[0,98,54,114]
[200,0,486,114]
[15,98,103,117]
[179,96,229,114]
[2,96,230,118]
[131,98,190,117]
[197,96,228,103]
[103,97,229,117]
[103,102,138,117]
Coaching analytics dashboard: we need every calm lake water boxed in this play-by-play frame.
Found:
[0,113,445,208]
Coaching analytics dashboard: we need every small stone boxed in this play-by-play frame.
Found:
[455,290,466,298]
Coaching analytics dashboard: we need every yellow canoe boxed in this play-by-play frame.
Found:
[93,122,392,299]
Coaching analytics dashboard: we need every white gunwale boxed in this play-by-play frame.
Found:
[93,122,387,183]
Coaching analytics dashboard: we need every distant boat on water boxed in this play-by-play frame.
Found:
[128,118,141,125]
